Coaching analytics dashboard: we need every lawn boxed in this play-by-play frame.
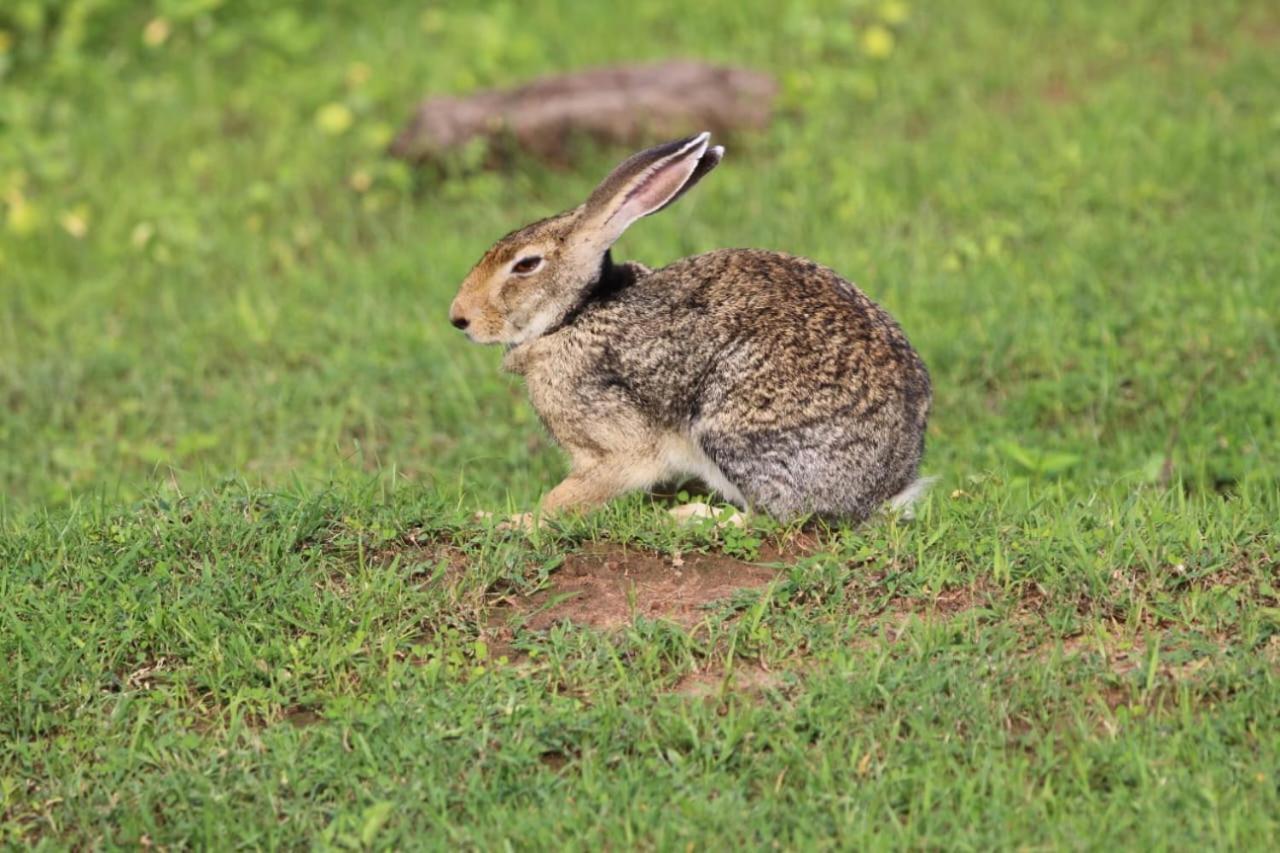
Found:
[2,0,1279,847]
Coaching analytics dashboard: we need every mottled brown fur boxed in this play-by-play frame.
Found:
[450,134,931,521]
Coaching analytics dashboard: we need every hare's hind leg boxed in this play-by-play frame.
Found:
[696,425,886,522]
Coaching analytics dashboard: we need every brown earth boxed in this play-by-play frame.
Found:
[494,542,799,632]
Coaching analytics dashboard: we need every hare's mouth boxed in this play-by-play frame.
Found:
[506,304,565,346]
[462,326,505,346]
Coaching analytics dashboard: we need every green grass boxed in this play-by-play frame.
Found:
[3,0,1279,847]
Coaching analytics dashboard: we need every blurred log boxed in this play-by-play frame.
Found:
[389,60,777,164]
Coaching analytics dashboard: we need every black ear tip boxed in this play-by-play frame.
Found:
[690,145,723,179]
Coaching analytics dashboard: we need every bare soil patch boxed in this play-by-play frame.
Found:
[495,543,786,632]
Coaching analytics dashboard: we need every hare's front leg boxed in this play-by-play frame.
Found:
[487,454,666,532]
[478,463,637,531]
[540,456,668,516]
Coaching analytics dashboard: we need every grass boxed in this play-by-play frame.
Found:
[2,0,1279,847]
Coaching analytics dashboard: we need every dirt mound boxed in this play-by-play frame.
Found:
[499,543,788,632]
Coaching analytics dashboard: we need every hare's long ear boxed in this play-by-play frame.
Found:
[578,132,723,251]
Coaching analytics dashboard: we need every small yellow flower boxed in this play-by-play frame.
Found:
[0,29,14,54]
[880,1,910,25]
[862,25,895,59]
[143,17,171,48]
[316,103,354,135]
[131,222,155,250]
[5,190,40,236]
[346,62,372,88]
[348,169,373,193]
[59,206,90,239]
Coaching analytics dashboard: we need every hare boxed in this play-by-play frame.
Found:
[449,133,932,523]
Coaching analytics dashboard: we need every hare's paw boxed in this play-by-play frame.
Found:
[499,512,539,532]
[668,501,745,528]
[474,510,542,531]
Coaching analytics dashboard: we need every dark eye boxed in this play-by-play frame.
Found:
[511,256,543,275]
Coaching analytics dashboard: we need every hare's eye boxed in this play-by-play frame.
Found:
[511,256,543,275]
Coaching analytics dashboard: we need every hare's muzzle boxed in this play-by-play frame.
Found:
[448,294,472,332]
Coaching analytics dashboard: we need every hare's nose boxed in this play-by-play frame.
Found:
[450,313,469,330]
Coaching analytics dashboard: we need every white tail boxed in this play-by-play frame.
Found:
[886,476,938,520]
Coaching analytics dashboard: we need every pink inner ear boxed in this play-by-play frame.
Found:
[616,157,698,222]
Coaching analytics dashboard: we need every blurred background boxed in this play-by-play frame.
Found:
[1,0,1276,512]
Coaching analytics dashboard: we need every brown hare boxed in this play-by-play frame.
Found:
[449,133,932,524]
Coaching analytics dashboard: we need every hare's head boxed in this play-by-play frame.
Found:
[449,132,723,344]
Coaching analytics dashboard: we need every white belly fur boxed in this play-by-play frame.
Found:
[658,433,747,507]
